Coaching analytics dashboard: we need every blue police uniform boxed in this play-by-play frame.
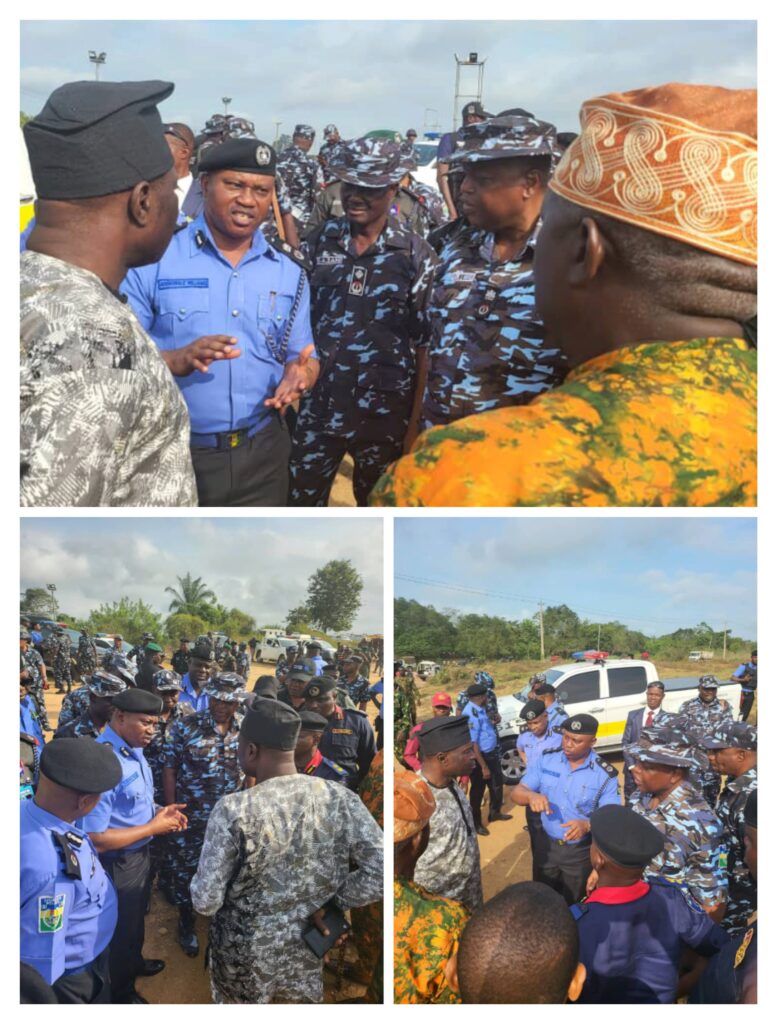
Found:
[516,725,557,763]
[732,660,757,721]
[20,695,46,748]
[517,725,557,876]
[78,724,157,1001]
[572,878,729,1003]
[522,746,620,903]
[546,700,568,731]
[318,707,376,791]
[122,212,315,506]
[308,654,326,675]
[178,673,210,712]
[463,701,505,828]
[20,799,118,992]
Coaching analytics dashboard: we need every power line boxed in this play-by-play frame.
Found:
[394,573,738,631]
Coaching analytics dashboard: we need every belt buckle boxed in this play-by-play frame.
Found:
[226,430,244,449]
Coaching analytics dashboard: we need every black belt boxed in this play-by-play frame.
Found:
[190,419,267,450]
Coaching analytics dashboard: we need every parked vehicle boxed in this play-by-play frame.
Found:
[258,636,300,663]
[688,650,714,661]
[495,659,741,784]
[417,660,442,679]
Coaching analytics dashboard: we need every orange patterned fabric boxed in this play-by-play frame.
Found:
[395,769,437,843]
[550,84,757,266]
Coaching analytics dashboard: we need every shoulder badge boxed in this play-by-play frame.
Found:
[38,894,66,933]
[52,833,82,880]
[120,746,131,758]
[734,928,754,969]
[322,757,348,776]
[268,235,312,272]
[595,756,618,778]
[569,902,587,920]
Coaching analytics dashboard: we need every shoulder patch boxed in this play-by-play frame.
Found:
[38,894,66,933]
[268,235,312,272]
[595,756,618,778]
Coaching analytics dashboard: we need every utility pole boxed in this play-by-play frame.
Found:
[723,622,727,659]
[597,623,601,649]
[453,52,486,131]
[538,601,545,661]
[274,121,282,144]
[222,96,232,117]
[88,51,106,81]
[46,583,57,619]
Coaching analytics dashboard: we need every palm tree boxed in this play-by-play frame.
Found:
[165,573,217,617]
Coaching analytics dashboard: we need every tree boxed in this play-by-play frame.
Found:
[221,608,257,639]
[165,613,208,646]
[286,605,312,632]
[20,587,55,619]
[304,560,363,633]
[165,573,217,619]
[86,597,165,645]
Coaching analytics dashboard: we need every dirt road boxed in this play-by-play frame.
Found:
[40,653,380,1003]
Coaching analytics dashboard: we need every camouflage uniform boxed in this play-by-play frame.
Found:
[20,250,197,507]
[52,633,72,694]
[237,650,251,677]
[171,648,190,676]
[54,709,102,740]
[630,780,728,912]
[395,672,420,760]
[289,216,435,505]
[305,181,345,237]
[289,137,436,507]
[190,774,384,1004]
[76,633,98,679]
[163,705,245,909]
[146,700,192,895]
[677,694,734,806]
[318,135,342,187]
[392,181,446,239]
[717,767,757,931]
[414,773,483,913]
[456,673,499,722]
[276,135,321,229]
[22,647,50,730]
[344,673,371,706]
[57,685,90,729]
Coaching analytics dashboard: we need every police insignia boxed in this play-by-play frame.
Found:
[309,686,320,697]
[38,894,65,933]
[734,928,754,968]
[571,721,581,731]
[255,144,272,167]
[527,711,536,720]
[349,267,367,296]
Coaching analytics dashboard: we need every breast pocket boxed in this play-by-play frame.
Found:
[157,287,211,345]
[257,292,294,361]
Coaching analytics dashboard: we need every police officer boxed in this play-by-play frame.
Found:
[171,637,190,676]
[278,659,313,709]
[301,676,376,790]
[436,101,488,219]
[702,721,757,931]
[288,137,437,506]
[294,707,348,782]
[627,739,728,917]
[462,681,510,834]
[135,641,164,691]
[21,629,51,731]
[178,639,214,711]
[305,640,326,674]
[393,149,446,239]
[277,124,322,232]
[237,642,251,677]
[20,676,46,749]
[76,628,98,681]
[512,714,620,904]
[342,653,370,709]
[54,671,127,739]
[21,738,122,1002]
[678,676,733,806]
[534,682,568,731]
[318,123,342,186]
[572,804,729,1003]
[731,650,757,722]
[127,633,155,664]
[162,671,247,956]
[52,626,72,695]
[416,113,567,443]
[516,698,557,877]
[78,689,188,1003]
[59,649,135,730]
[123,137,319,506]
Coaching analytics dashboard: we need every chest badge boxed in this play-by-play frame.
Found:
[349,266,368,296]
[38,894,66,933]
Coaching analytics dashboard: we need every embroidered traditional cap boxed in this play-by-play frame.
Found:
[294,124,315,139]
[198,138,276,175]
[329,137,406,187]
[450,113,558,165]
[394,768,437,842]
[520,699,547,722]
[550,83,757,266]
[590,804,665,867]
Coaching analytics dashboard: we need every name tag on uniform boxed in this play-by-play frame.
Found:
[38,895,65,933]
[349,267,368,296]
[448,270,477,285]
[317,252,346,266]
[542,769,561,778]
[158,278,209,289]
[331,728,353,735]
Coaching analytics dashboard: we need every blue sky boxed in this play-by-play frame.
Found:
[20,20,756,140]
[21,518,383,632]
[395,518,756,638]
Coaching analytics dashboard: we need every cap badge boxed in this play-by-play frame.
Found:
[255,144,272,167]
[571,720,582,731]
[309,686,320,697]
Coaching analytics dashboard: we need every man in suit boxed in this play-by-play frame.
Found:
[622,682,673,800]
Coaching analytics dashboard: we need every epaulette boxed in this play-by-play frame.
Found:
[268,236,312,272]
[569,902,588,920]
[321,756,348,777]
[649,875,705,913]
[541,745,563,756]
[595,756,618,778]
[173,221,189,235]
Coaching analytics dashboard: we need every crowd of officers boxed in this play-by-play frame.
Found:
[20,626,384,1004]
[394,663,758,1004]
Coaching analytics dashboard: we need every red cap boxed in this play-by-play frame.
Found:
[431,692,452,708]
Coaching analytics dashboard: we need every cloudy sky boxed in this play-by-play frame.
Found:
[20,20,756,139]
[395,518,756,639]
[21,517,383,633]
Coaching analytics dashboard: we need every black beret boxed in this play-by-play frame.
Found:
[562,713,599,736]
[40,737,122,793]
[240,699,301,750]
[534,683,555,696]
[253,676,279,698]
[520,699,547,722]
[24,80,175,200]
[590,805,665,868]
[744,790,757,829]
[322,662,338,675]
[298,709,329,731]
[112,689,163,714]
[418,716,472,756]
[302,676,336,699]
[466,683,488,697]
[199,138,276,176]
[190,641,214,662]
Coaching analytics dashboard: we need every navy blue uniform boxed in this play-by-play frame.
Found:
[318,707,376,791]
[572,878,729,1003]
